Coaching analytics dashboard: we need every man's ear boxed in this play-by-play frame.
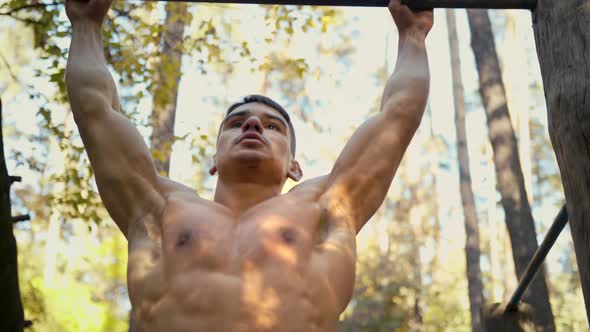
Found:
[209,155,217,175]
[287,159,302,182]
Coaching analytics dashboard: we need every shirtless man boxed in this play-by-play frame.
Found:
[65,0,432,330]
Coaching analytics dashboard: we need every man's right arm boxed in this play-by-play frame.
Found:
[65,0,165,236]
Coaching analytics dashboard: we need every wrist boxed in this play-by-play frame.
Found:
[398,28,428,42]
[71,19,103,33]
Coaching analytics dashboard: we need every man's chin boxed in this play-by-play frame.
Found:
[231,149,270,163]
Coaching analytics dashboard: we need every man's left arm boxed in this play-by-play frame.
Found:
[321,2,433,232]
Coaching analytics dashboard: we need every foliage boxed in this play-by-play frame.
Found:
[16,221,127,331]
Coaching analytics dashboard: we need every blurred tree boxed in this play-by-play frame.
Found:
[447,9,484,332]
[424,103,443,281]
[149,3,191,175]
[467,9,555,331]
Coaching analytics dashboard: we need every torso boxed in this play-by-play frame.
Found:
[126,177,357,332]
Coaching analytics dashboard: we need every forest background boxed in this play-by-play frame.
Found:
[0,1,586,331]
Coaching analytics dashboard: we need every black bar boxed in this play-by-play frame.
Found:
[11,214,30,223]
[402,0,535,9]
[146,0,537,9]
[9,175,21,184]
[505,205,568,312]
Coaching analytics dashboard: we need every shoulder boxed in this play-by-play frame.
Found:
[289,175,354,222]
[288,175,330,196]
[143,176,201,223]
[157,176,200,199]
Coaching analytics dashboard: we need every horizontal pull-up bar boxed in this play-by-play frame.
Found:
[152,0,537,10]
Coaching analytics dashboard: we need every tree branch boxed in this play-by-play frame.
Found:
[0,2,61,16]
[0,13,42,25]
[0,52,19,83]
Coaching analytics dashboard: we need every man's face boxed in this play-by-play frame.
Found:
[213,102,299,181]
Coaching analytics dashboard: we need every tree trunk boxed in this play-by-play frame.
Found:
[149,2,190,176]
[532,0,590,324]
[0,99,25,332]
[485,144,498,301]
[466,9,555,331]
[502,227,517,302]
[409,186,424,332]
[426,104,441,278]
[446,9,484,332]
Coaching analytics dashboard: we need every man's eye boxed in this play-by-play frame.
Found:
[267,124,277,130]
[231,122,242,128]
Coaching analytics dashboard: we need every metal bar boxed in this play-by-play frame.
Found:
[11,214,30,223]
[505,205,568,312]
[9,175,21,184]
[147,0,537,10]
[402,0,535,9]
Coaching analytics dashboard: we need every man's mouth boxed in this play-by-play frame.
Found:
[238,132,265,145]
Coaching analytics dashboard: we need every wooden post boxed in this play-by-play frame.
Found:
[0,99,25,331]
[532,0,590,323]
[484,302,535,332]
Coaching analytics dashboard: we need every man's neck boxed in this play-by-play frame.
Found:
[214,178,283,216]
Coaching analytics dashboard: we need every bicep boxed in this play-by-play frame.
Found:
[74,107,164,235]
[323,111,420,231]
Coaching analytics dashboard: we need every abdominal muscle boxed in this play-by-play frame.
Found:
[130,254,338,332]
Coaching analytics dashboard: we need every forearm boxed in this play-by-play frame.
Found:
[66,20,119,116]
[380,30,430,122]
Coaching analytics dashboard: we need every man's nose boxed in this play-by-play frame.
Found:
[242,116,263,133]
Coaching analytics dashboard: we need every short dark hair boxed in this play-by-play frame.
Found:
[224,95,296,157]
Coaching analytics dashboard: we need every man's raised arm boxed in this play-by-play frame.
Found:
[65,0,165,236]
[321,0,433,232]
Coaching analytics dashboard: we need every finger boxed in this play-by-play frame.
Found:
[389,0,414,18]
[388,0,402,12]
[397,0,434,12]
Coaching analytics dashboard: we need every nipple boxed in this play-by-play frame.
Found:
[280,228,297,245]
[176,232,192,247]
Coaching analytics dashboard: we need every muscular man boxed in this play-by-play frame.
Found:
[65,0,433,331]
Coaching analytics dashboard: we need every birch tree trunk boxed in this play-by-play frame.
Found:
[150,3,190,176]
[447,9,484,332]
[532,0,590,323]
[466,9,555,331]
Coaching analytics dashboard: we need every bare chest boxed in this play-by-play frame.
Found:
[127,194,355,331]
[160,196,325,276]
